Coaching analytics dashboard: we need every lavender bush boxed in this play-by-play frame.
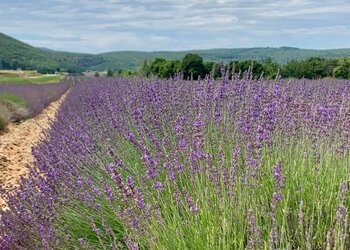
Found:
[0,74,349,249]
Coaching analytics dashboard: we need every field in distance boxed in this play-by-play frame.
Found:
[0,70,65,84]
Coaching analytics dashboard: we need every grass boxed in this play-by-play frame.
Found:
[0,92,27,107]
[0,70,65,84]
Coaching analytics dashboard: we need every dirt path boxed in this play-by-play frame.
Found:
[0,92,68,208]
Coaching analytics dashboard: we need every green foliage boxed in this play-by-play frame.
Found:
[261,58,279,79]
[116,69,138,77]
[37,67,56,74]
[0,73,32,83]
[0,92,27,107]
[139,60,151,77]
[150,58,167,76]
[281,60,303,78]
[29,75,64,84]
[281,57,343,79]
[149,58,181,78]
[181,53,206,80]
[333,59,350,79]
[159,60,182,78]
[301,58,328,78]
[232,60,264,78]
[139,54,350,80]
[205,62,222,79]
[107,68,114,77]
[2,32,350,79]
[98,47,350,71]
[0,71,64,84]
[0,32,104,73]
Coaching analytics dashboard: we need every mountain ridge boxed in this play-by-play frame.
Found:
[1,32,350,72]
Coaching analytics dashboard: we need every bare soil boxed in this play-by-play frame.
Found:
[0,92,67,208]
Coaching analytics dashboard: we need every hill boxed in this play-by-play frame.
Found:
[99,47,350,70]
[0,33,104,73]
[1,32,350,72]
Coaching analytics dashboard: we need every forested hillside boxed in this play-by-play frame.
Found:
[1,32,350,72]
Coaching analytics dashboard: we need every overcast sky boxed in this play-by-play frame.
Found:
[1,0,350,53]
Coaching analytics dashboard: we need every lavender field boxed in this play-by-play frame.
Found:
[0,74,349,249]
[0,82,69,117]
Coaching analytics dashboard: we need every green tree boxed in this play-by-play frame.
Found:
[322,58,339,77]
[139,60,151,77]
[150,58,167,77]
[232,60,263,78]
[159,60,181,78]
[107,68,114,77]
[300,58,327,79]
[204,62,222,79]
[262,58,279,79]
[181,53,205,80]
[282,60,303,78]
[333,59,350,79]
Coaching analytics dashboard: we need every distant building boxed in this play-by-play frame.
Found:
[83,70,107,77]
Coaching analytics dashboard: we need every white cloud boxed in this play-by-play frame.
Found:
[0,0,349,52]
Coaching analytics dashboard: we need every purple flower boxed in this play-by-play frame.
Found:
[127,132,136,141]
[193,118,205,128]
[336,203,347,223]
[169,171,176,181]
[134,188,145,209]
[182,187,199,214]
[152,181,164,190]
[126,176,134,187]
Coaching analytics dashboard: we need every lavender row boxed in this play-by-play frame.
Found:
[0,81,70,117]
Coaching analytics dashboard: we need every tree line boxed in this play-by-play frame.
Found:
[129,54,350,80]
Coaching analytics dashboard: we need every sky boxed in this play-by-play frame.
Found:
[0,0,350,53]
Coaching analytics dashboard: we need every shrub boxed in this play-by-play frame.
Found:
[0,103,11,132]
[0,98,30,122]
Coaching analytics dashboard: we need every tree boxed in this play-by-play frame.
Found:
[232,60,263,78]
[107,68,114,77]
[159,60,181,79]
[333,59,350,79]
[204,62,222,79]
[300,58,327,79]
[322,58,339,77]
[282,60,303,78]
[139,60,151,77]
[150,58,167,77]
[181,53,205,80]
[262,58,279,79]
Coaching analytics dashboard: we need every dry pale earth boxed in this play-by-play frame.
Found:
[0,92,67,208]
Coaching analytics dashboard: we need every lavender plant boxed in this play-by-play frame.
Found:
[0,75,349,249]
